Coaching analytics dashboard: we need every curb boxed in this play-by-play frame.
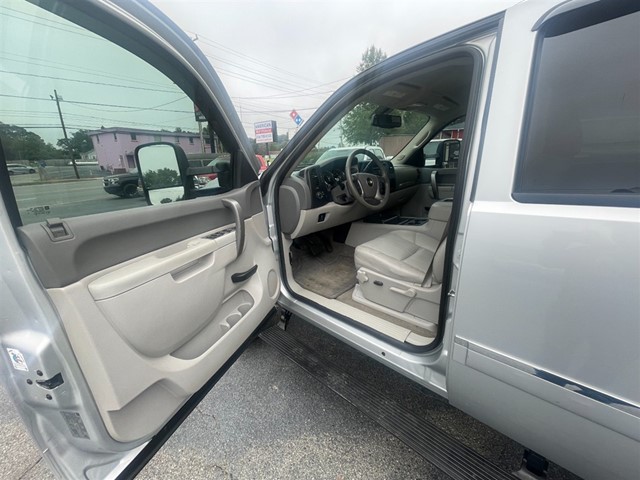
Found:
[11,178,104,187]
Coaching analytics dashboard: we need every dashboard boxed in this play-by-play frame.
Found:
[295,157,397,208]
[280,158,421,238]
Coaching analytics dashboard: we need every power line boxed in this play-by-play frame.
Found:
[66,95,188,113]
[0,50,173,87]
[232,77,347,100]
[210,62,326,96]
[195,33,320,86]
[0,51,176,89]
[0,93,192,114]
[0,69,181,94]
[0,10,105,42]
[200,47,330,95]
[0,5,87,32]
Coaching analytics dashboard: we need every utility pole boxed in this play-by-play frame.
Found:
[53,90,79,179]
[198,121,205,154]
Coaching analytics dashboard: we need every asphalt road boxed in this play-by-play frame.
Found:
[1,318,581,480]
[11,177,145,224]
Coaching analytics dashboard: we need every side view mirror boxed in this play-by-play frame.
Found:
[135,143,190,205]
[435,139,461,168]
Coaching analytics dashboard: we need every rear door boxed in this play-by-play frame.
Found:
[0,1,279,478]
[447,2,640,479]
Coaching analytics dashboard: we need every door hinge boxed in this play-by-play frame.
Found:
[276,307,292,330]
[447,289,456,298]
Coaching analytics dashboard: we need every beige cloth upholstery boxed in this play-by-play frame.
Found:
[354,230,440,284]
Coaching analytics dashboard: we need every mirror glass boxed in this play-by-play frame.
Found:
[137,144,184,205]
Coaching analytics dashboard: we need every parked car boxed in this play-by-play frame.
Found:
[256,154,267,174]
[0,1,638,480]
[102,169,140,198]
[6,163,36,175]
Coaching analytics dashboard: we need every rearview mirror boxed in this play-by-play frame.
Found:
[135,143,189,205]
[371,114,402,129]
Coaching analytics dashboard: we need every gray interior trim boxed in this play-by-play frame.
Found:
[279,175,309,235]
[222,198,245,256]
[18,182,262,288]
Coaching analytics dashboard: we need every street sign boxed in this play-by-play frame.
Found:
[290,110,304,127]
[254,120,277,144]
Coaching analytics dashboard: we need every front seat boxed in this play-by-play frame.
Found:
[354,231,440,285]
[352,228,448,329]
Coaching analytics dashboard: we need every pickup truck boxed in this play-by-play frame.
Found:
[102,170,140,198]
[0,1,637,479]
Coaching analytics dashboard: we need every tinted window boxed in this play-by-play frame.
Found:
[514,8,640,206]
[0,2,226,225]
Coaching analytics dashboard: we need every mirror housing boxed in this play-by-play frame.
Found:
[435,139,461,168]
[371,114,402,129]
[134,142,191,205]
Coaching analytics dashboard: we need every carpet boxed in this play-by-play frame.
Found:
[291,242,356,299]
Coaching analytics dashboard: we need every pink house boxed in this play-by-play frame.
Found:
[88,127,208,172]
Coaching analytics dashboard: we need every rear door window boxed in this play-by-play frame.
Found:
[514,5,640,207]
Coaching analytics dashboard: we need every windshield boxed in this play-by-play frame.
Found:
[295,101,430,170]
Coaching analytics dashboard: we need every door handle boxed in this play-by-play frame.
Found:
[222,198,245,257]
[231,265,258,283]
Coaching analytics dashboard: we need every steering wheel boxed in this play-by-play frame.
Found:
[345,149,390,211]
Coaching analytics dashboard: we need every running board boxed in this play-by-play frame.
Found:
[260,327,515,480]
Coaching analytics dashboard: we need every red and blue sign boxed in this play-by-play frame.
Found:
[290,109,304,126]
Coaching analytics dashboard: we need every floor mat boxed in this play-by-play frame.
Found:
[291,242,356,299]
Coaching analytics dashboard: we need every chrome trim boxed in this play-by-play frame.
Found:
[454,337,640,418]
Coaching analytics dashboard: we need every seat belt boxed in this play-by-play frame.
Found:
[422,216,450,287]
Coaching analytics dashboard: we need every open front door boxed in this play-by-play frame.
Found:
[0,1,279,478]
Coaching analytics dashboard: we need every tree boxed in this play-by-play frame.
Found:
[57,130,93,159]
[341,46,388,145]
[0,123,61,161]
[341,46,430,146]
[341,102,381,146]
[142,167,181,189]
[357,45,387,73]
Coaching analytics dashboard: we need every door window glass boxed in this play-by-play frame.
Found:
[514,7,640,206]
[0,1,225,224]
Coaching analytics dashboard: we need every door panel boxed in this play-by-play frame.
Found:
[17,183,261,288]
[0,1,275,476]
[34,182,278,443]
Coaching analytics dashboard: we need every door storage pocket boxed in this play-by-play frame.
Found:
[171,290,255,360]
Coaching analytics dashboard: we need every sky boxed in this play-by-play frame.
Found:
[0,0,519,146]
[152,0,519,138]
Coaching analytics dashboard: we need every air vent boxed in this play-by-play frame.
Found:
[309,169,320,187]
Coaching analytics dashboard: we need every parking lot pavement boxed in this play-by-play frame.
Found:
[0,317,581,480]
[0,385,53,480]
